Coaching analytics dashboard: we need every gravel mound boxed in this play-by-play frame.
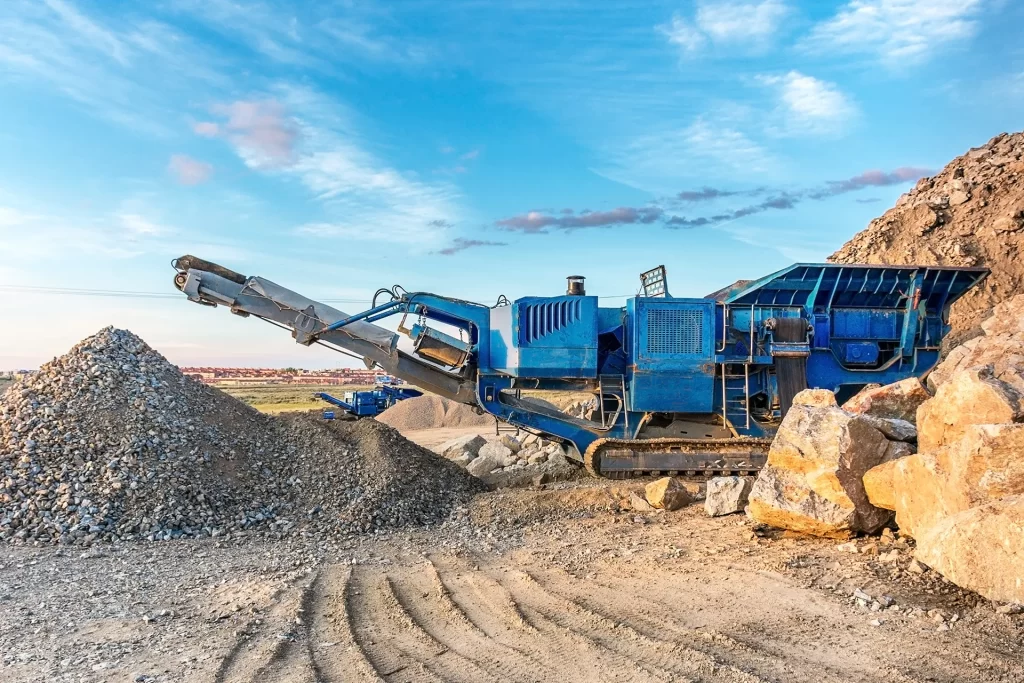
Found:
[376,394,495,430]
[0,328,484,545]
[830,130,1024,345]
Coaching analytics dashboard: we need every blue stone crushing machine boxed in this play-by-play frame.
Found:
[172,256,986,477]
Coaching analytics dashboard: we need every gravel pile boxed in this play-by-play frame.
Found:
[0,328,485,546]
[830,130,1024,345]
[376,394,495,430]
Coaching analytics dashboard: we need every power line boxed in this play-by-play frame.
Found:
[0,283,637,302]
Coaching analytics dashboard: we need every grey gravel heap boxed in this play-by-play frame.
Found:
[0,327,484,546]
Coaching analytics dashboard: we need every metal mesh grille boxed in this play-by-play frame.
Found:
[646,309,704,355]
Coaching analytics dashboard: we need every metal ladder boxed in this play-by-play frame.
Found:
[598,374,628,433]
[721,364,751,432]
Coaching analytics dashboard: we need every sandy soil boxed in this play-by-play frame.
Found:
[2,480,1021,683]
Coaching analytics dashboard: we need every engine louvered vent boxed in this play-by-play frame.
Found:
[647,308,704,355]
[521,298,583,343]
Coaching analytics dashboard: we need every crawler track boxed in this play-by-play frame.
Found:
[584,436,771,478]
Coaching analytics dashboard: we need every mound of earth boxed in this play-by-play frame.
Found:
[830,131,1024,346]
[0,328,484,545]
[375,394,494,430]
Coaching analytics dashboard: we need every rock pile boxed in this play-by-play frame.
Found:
[830,130,1024,345]
[436,431,574,482]
[750,295,1024,603]
[375,394,495,430]
[0,328,485,545]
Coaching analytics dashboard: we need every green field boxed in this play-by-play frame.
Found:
[0,378,12,393]
[214,383,593,416]
[216,383,377,414]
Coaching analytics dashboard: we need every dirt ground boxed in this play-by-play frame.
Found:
[2,477,1022,683]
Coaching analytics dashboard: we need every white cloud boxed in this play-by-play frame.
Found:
[660,16,708,53]
[802,0,986,67]
[202,86,466,249]
[659,1,790,55]
[758,71,858,136]
[596,118,777,192]
[168,154,214,185]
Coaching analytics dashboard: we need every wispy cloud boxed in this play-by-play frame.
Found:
[435,237,508,255]
[802,0,986,68]
[497,207,663,234]
[676,187,767,202]
[198,99,299,169]
[598,118,777,192]
[0,1,222,134]
[500,166,931,233]
[758,71,857,136]
[212,87,464,248]
[659,1,790,56]
[168,154,213,185]
[666,166,932,227]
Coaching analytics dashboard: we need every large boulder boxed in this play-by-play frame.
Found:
[916,367,1024,452]
[842,377,931,422]
[645,477,693,511]
[439,434,486,460]
[747,393,892,538]
[466,453,500,478]
[479,441,517,467]
[862,460,899,511]
[704,476,753,517]
[914,496,1024,603]
[893,422,1024,538]
[927,295,1024,392]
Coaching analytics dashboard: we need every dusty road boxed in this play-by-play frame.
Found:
[2,481,1022,683]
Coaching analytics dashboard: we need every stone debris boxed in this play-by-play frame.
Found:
[644,477,692,511]
[704,476,753,517]
[830,130,1024,346]
[0,328,485,545]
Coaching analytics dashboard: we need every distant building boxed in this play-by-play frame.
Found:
[177,367,388,386]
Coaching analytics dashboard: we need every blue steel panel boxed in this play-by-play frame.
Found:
[628,298,715,413]
[487,295,598,377]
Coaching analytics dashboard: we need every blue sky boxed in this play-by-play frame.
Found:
[1,0,1021,369]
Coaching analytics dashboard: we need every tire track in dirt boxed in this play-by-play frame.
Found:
[430,553,646,682]
[467,555,679,682]
[346,564,486,682]
[385,558,548,682]
[556,569,846,683]
[499,561,764,683]
[308,565,384,682]
[213,574,317,683]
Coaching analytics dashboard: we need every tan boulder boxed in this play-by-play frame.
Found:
[863,460,899,511]
[916,367,1024,452]
[928,295,1024,392]
[892,452,964,538]
[645,477,693,511]
[893,423,1024,538]
[843,377,931,422]
[914,496,1024,603]
[793,389,838,408]
[747,400,891,538]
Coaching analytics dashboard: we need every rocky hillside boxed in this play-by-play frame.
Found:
[830,131,1024,346]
